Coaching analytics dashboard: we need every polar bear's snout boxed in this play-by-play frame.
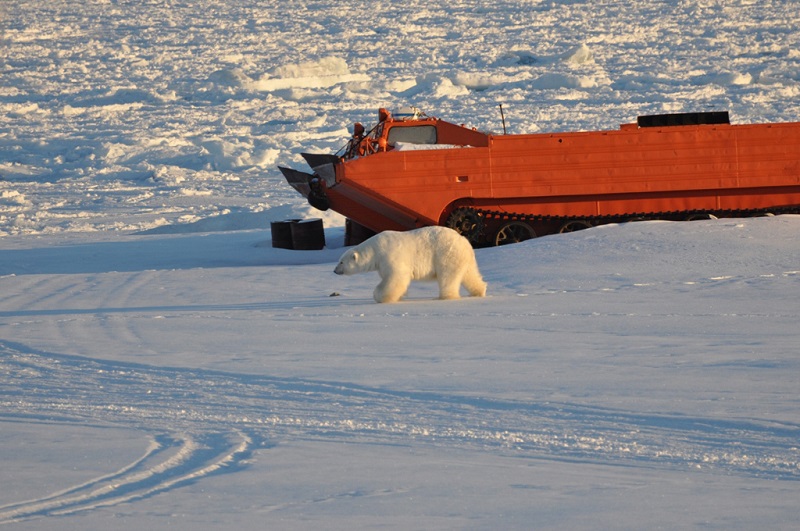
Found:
[334,262,344,275]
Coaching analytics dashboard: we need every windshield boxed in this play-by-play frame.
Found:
[387,125,437,145]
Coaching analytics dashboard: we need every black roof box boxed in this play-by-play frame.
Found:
[637,111,730,128]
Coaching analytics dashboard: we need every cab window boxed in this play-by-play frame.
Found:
[387,125,437,145]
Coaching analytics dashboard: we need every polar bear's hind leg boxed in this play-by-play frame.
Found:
[462,265,487,297]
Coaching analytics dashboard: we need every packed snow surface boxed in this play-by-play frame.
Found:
[2,0,799,529]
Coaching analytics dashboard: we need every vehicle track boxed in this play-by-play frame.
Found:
[0,430,250,524]
[1,340,798,523]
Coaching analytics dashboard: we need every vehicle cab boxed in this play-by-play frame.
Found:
[343,107,489,160]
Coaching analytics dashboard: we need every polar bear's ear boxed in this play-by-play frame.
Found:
[351,251,359,261]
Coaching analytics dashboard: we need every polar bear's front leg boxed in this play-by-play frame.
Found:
[373,273,411,303]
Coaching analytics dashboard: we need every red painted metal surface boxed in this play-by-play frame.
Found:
[279,108,800,245]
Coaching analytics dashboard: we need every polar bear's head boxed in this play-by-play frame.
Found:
[334,246,374,275]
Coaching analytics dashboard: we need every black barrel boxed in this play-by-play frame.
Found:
[270,219,302,249]
[291,218,326,250]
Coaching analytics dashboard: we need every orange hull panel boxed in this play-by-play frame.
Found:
[282,109,800,243]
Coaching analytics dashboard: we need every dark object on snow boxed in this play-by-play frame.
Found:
[270,218,325,250]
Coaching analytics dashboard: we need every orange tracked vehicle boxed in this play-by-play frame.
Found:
[279,108,800,246]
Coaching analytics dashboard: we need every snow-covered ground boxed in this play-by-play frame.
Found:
[1,0,799,529]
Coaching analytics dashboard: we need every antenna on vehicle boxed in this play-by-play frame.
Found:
[499,103,507,134]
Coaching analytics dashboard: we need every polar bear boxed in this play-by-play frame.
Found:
[334,226,487,303]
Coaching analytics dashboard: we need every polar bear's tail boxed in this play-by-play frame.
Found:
[462,263,487,297]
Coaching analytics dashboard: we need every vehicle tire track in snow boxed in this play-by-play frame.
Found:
[1,341,798,522]
[0,427,251,525]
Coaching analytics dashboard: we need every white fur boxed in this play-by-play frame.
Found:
[334,226,487,303]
